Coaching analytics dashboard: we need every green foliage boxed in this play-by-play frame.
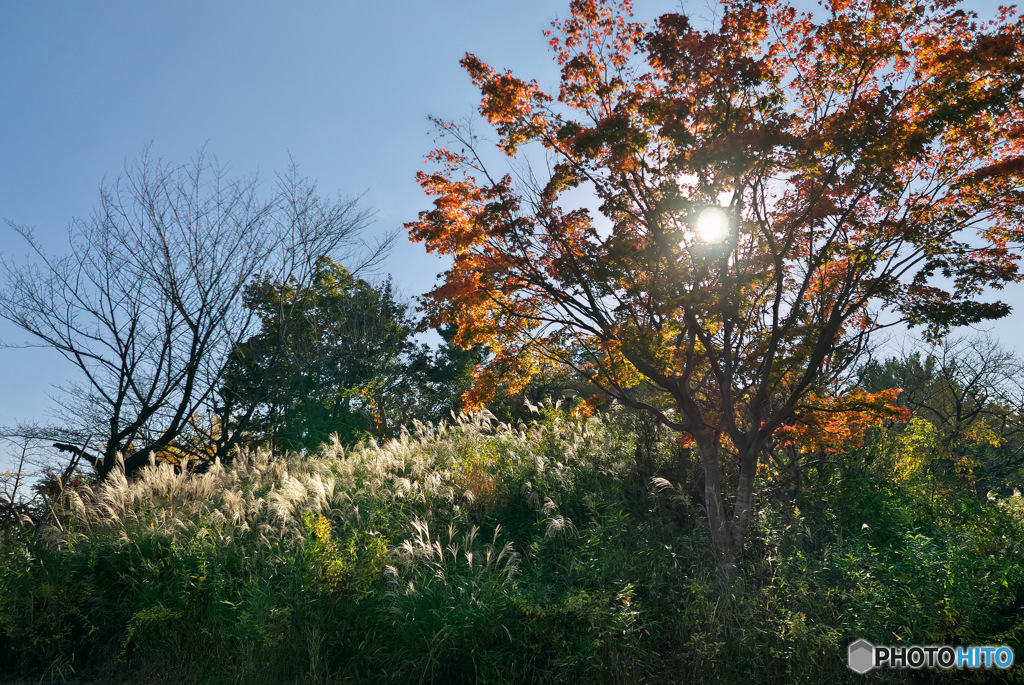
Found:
[858,337,1024,494]
[223,256,421,451]
[405,323,488,424]
[222,260,492,455]
[1,410,1022,683]
[303,511,388,598]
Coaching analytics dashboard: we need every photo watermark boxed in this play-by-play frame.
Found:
[848,639,1015,674]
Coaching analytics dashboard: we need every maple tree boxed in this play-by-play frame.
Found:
[407,0,1024,568]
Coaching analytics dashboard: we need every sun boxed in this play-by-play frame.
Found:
[695,207,730,244]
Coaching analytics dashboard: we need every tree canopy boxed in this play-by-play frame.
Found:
[407,0,1024,567]
[220,261,490,453]
[221,257,414,452]
[0,150,389,478]
[859,335,1024,492]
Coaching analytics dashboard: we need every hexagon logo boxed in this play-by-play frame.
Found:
[848,639,875,674]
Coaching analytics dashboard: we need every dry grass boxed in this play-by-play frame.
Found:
[43,409,626,562]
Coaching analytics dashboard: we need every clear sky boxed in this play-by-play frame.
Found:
[0,0,588,430]
[1,0,1021,449]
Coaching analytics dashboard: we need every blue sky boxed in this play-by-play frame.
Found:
[1,0,1021,443]
[0,0,585,429]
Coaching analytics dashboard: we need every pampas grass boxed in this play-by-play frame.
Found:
[3,407,659,683]
[37,408,625,562]
[6,402,1024,685]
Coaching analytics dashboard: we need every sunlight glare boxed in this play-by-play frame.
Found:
[696,207,730,243]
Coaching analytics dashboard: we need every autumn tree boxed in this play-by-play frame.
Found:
[407,0,1024,569]
[0,150,389,479]
[860,335,1024,492]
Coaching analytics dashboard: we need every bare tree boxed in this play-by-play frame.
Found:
[0,148,391,478]
[0,436,42,529]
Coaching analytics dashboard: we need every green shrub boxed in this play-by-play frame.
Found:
[1,410,1022,683]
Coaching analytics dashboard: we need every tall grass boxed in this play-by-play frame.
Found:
[1,406,1023,683]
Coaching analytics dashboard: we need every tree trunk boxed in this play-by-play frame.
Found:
[696,437,761,573]
[696,438,736,570]
[729,448,759,562]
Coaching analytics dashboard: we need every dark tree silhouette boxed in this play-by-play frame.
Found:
[0,149,391,479]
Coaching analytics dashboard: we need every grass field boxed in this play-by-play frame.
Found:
[2,407,1023,683]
